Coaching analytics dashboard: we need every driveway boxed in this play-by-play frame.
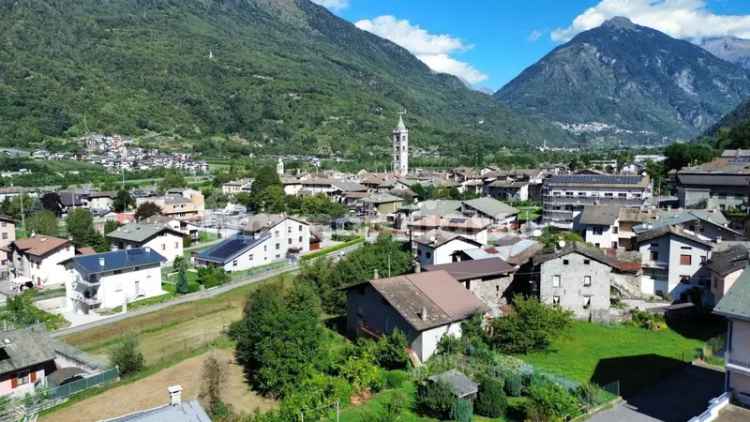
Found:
[589,363,724,422]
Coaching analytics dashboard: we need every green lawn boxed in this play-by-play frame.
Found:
[520,321,711,397]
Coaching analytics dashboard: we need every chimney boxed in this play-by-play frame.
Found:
[98,257,105,267]
[420,306,428,321]
[168,385,182,406]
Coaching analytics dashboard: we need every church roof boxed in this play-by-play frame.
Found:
[396,115,407,131]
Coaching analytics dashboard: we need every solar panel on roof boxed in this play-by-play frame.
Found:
[550,175,641,185]
[209,239,248,260]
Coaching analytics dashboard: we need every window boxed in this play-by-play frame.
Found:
[233,260,238,267]
[583,296,592,309]
[288,239,292,245]
[604,193,614,197]
[593,227,604,235]
[700,256,707,264]
[650,251,659,261]
[680,255,692,265]
[680,275,690,284]
[496,285,500,297]
[612,226,619,234]
[15,372,30,386]
[175,242,179,249]
[584,276,592,286]
[618,193,627,198]
[275,230,279,238]
[583,259,590,265]
[562,259,569,265]
[288,226,292,234]
[552,296,560,305]
[249,254,253,261]
[263,245,267,252]
[299,224,303,231]
[1,233,6,240]
[299,236,303,243]
[565,192,574,197]
[426,252,432,259]
[552,275,561,288]
[161,243,166,251]
[681,246,692,250]
[275,243,280,250]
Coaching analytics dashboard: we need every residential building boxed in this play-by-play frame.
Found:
[62,248,165,313]
[0,215,15,266]
[677,150,750,210]
[636,225,713,298]
[531,242,640,321]
[242,214,310,259]
[633,209,743,243]
[107,223,185,264]
[8,236,74,289]
[452,237,543,267]
[135,189,205,219]
[0,325,106,399]
[360,193,404,216]
[483,169,546,202]
[461,197,518,228]
[414,231,481,268]
[707,244,749,306]
[221,179,253,195]
[714,272,750,406]
[102,385,212,422]
[409,214,491,245]
[542,174,652,229]
[195,234,273,272]
[577,204,623,249]
[424,258,518,317]
[87,192,114,211]
[345,270,487,362]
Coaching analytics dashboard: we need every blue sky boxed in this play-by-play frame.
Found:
[312,0,750,91]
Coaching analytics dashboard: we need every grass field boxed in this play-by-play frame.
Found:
[520,321,710,397]
[62,275,290,365]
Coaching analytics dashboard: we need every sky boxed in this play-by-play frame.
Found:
[311,0,750,91]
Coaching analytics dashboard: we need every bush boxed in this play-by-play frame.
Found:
[451,399,473,422]
[475,377,507,418]
[384,370,409,389]
[338,355,384,393]
[504,373,523,397]
[526,379,581,420]
[489,295,573,354]
[575,383,606,408]
[416,380,455,419]
[366,390,407,422]
[197,266,230,288]
[627,309,666,331]
[376,329,410,370]
[109,337,144,377]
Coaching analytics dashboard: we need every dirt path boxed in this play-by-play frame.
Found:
[41,349,277,422]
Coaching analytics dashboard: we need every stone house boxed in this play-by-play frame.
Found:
[424,258,518,317]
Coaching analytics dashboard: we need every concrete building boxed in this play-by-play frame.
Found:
[345,271,487,362]
[241,214,310,259]
[392,114,409,177]
[63,248,165,313]
[461,197,518,228]
[677,150,750,210]
[0,215,16,266]
[107,223,185,265]
[714,271,750,406]
[707,244,749,306]
[409,214,491,245]
[636,225,713,299]
[531,242,639,321]
[136,189,205,219]
[9,236,74,289]
[195,234,273,272]
[413,231,481,268]
[542,174,652,229]
[360,193,403,216]
[424,258,518,317]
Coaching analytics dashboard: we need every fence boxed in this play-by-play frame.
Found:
[47,367,119,400]
[688,392,731,422]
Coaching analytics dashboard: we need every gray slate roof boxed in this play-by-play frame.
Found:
[706,244,749,276]
[424,258,517,280]
[533,242,639,273]
[428,369,479,398]
[578,204,621,226]
[103,400,212,422]
[715,267,750,320]
[462,197,518,219]
[635,225,713,248]
[107,223,183,243]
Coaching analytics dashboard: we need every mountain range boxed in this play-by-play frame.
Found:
[0,0,570,158]
[698,37,750,70]
[494,17,750,145]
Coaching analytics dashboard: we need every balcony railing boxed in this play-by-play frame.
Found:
[543,196,645,206]
[72,293,101,306]
[728,353,750,371]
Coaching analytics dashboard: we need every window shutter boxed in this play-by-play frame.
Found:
[11,377,17,389]
[30,371,36,383]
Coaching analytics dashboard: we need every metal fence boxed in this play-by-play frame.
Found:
[47,367,119,400]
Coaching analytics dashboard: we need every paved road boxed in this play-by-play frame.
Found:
[52,242,364,338]
[588,363,724,422]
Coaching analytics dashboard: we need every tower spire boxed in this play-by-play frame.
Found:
[392,110,409,177]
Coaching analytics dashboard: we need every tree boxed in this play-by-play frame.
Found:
[474,377,507,418]
[664,142,715,171]
[199,354,229,418]
[113,189,134,212]
[27,210,58,236]
[174,256,190,294]
[376,329,409,370]
[489,295,573,354]
[109,337,144,377]
[158,171,187,192]
[196,266,229,288]
[65,208,98,247]
[232,283,323,397]
[134,202,162,221]
[103,220,120,235]
[416,380,455,419]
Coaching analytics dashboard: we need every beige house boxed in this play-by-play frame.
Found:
[135,189,205,219]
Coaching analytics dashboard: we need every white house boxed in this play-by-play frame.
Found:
[413,231,481,268]
[8,236,74,289]
[242,214,310,259]
[714,271,750,407]
[107,223,185,265]
[345,271,487,362]
[636,225,713,299]
[62,248,166,314]
[195,234,273,272]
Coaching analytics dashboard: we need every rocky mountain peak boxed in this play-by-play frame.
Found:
[601,16,636,30]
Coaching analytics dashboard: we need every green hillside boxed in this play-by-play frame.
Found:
[0,0,569,158]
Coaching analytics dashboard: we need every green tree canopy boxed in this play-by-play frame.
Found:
[65,208,100,248]
[158,172,187,192]
[134,202,162,221]
[27,210,58,236]
[489,295,573,354]
[113,189,135,212]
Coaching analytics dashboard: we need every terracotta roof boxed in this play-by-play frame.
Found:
[424,258,517,280]
[13,236,71,257]
[365,271,488,331]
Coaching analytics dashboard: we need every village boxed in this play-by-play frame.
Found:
[0,114,743,421]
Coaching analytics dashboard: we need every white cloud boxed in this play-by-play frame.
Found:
[355,15,488,84]
[552,0,750,43]
[528,29,544,42]
[310,0,349,12]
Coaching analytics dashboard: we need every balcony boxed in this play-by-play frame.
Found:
[543,195,645,207]
[727,353,750,373]
[72,292,101,306]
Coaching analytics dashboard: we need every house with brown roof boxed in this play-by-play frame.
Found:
[9,236,74,289]
[424,258,518,317]
[345,270,488,362]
